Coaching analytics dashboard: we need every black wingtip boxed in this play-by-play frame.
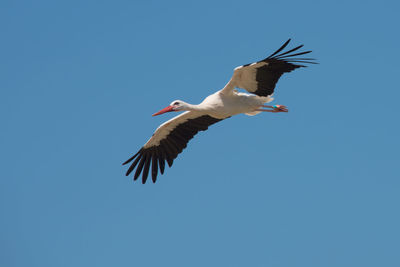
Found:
[267,39,291,58]
[287,60,319,65]
[141,155,151,184]
[271,45,305,59]
[265,39,318,66]
[276,50,312,59]
[151,153,158,183]
[134,154,147,181]
[122,158,131,165]
[122,149,142,165]
[125,151,143,176]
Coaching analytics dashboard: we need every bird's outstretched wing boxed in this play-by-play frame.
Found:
[221,39,317,97]
[123,111,224,183]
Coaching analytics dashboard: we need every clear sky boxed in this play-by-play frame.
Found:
[1,0,400,266]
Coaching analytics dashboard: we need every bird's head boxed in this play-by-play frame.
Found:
[152,100,187,116]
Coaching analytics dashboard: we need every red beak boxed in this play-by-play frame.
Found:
[152,105,175,116]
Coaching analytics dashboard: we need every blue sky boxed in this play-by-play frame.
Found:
[1,0,400,266]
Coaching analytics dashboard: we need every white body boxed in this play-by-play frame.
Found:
[199,89,273,119]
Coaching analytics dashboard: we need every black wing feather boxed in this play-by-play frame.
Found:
[239,39,317,97]
[276,50,312,59]
[158,151,165,174]
[134,154,147,181]
[268,44,304,59]
[123,115,224,183]
[267,39,291,58]
[142,153,152,184]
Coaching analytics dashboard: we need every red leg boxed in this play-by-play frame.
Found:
[258,105,288,112]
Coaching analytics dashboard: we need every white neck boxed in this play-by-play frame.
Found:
[181,102,203,112]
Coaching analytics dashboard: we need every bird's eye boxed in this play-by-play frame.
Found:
[173,102,179,106]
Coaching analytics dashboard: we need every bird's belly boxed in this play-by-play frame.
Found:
[200,92,266,119]
[207,100,260,118]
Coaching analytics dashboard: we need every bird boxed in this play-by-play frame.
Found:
[123,39,316,183]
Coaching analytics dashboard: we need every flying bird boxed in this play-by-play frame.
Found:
[123,39,316,183]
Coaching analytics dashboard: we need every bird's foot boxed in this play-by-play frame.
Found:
[272,105,288,112]
[256,104,288,113]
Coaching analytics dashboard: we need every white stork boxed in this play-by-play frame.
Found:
[123,39,316,183]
